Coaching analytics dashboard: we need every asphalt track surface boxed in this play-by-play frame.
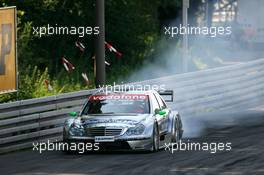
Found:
[0,109,264,175]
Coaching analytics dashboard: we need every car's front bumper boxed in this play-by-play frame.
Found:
[64,135,153,151]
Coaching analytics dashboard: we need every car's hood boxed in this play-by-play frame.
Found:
[80,113,151,127]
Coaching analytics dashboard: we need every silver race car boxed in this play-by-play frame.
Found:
[63,90,183,152]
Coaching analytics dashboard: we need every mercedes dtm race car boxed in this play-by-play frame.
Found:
[63,90,183,152]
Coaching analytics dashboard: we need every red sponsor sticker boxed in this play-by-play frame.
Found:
[89,94,148,101]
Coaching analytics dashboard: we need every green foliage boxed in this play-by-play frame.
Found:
[0,66,91,103]
[0,0,189,103]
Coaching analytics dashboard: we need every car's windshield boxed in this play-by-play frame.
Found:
[81,94,150,115]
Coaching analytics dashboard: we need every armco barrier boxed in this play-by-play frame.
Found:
[0,89,97,153]
[0,58,264,153]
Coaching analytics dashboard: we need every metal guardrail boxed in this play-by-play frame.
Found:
[0,58,264,153]
[0,89,97,153]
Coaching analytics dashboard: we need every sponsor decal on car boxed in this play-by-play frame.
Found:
[95,136,115,142]
[84,119,139,125]
[90,94,148,101]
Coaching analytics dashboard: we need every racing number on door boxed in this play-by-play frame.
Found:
[0,24,12,75]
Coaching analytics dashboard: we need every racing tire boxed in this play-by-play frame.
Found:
[171,119,180,143]
[152,123,160,152]
[62,139,76,154]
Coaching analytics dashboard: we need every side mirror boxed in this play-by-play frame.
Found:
[69,111,77,117]
[154,108,160,115]
[154,109,166,116]
[159,110,166,116]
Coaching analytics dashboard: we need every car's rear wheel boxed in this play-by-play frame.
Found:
[152,124,159,152]
[171,119,180,142]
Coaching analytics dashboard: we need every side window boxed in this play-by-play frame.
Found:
[151,94,160,112]
[154,93,167,109]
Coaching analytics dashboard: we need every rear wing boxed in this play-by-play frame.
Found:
[158,90,173,102]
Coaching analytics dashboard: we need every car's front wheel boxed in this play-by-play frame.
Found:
[62,139,74,154]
